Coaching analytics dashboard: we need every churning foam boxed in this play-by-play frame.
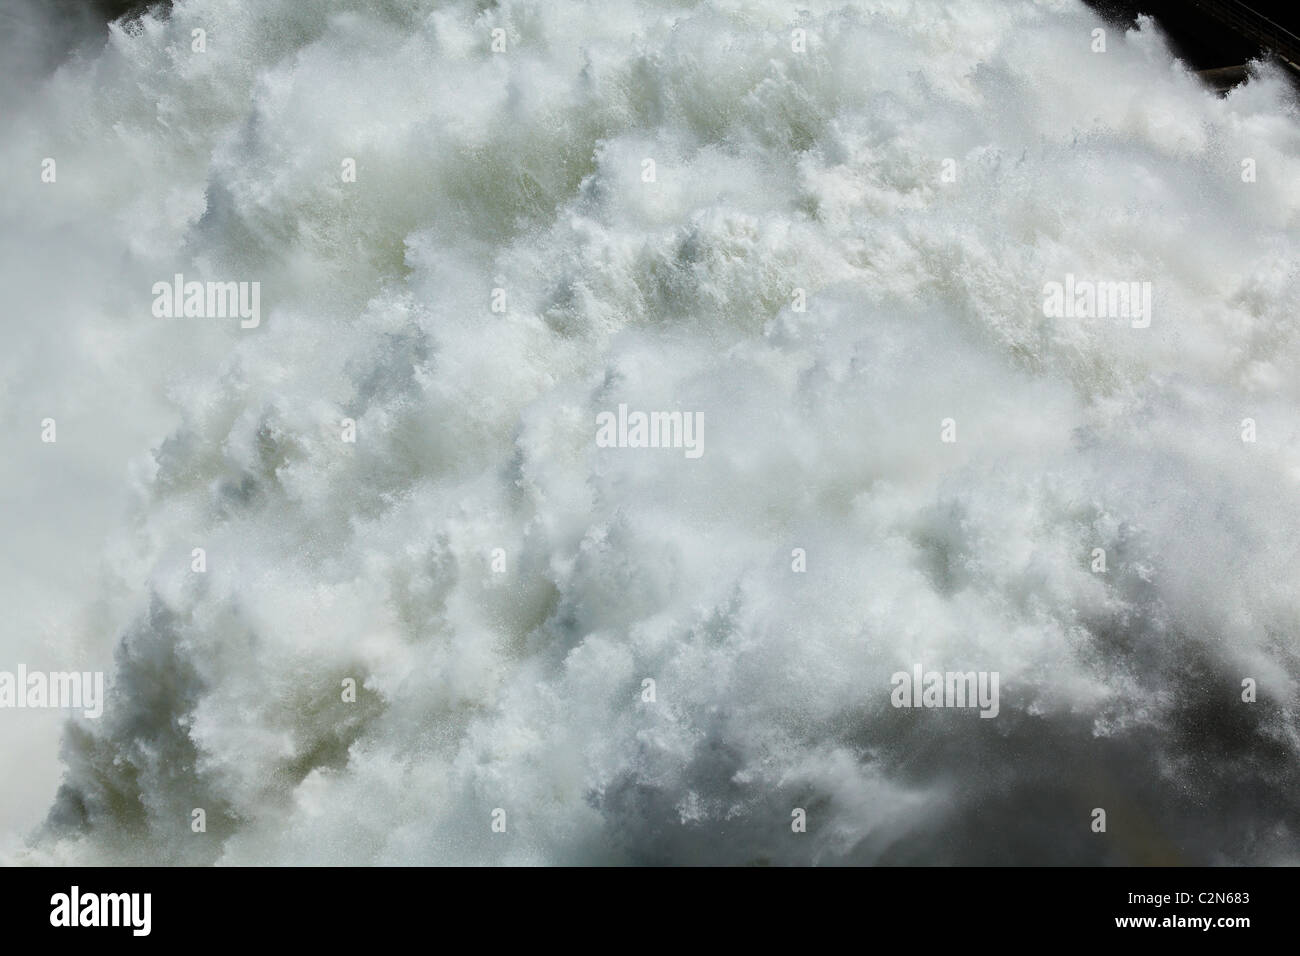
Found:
[1,0,1299,865]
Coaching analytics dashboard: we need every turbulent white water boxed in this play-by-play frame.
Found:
[2,0,1299,865]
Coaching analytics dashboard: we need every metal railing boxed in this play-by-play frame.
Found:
[1188,0,1300,70]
